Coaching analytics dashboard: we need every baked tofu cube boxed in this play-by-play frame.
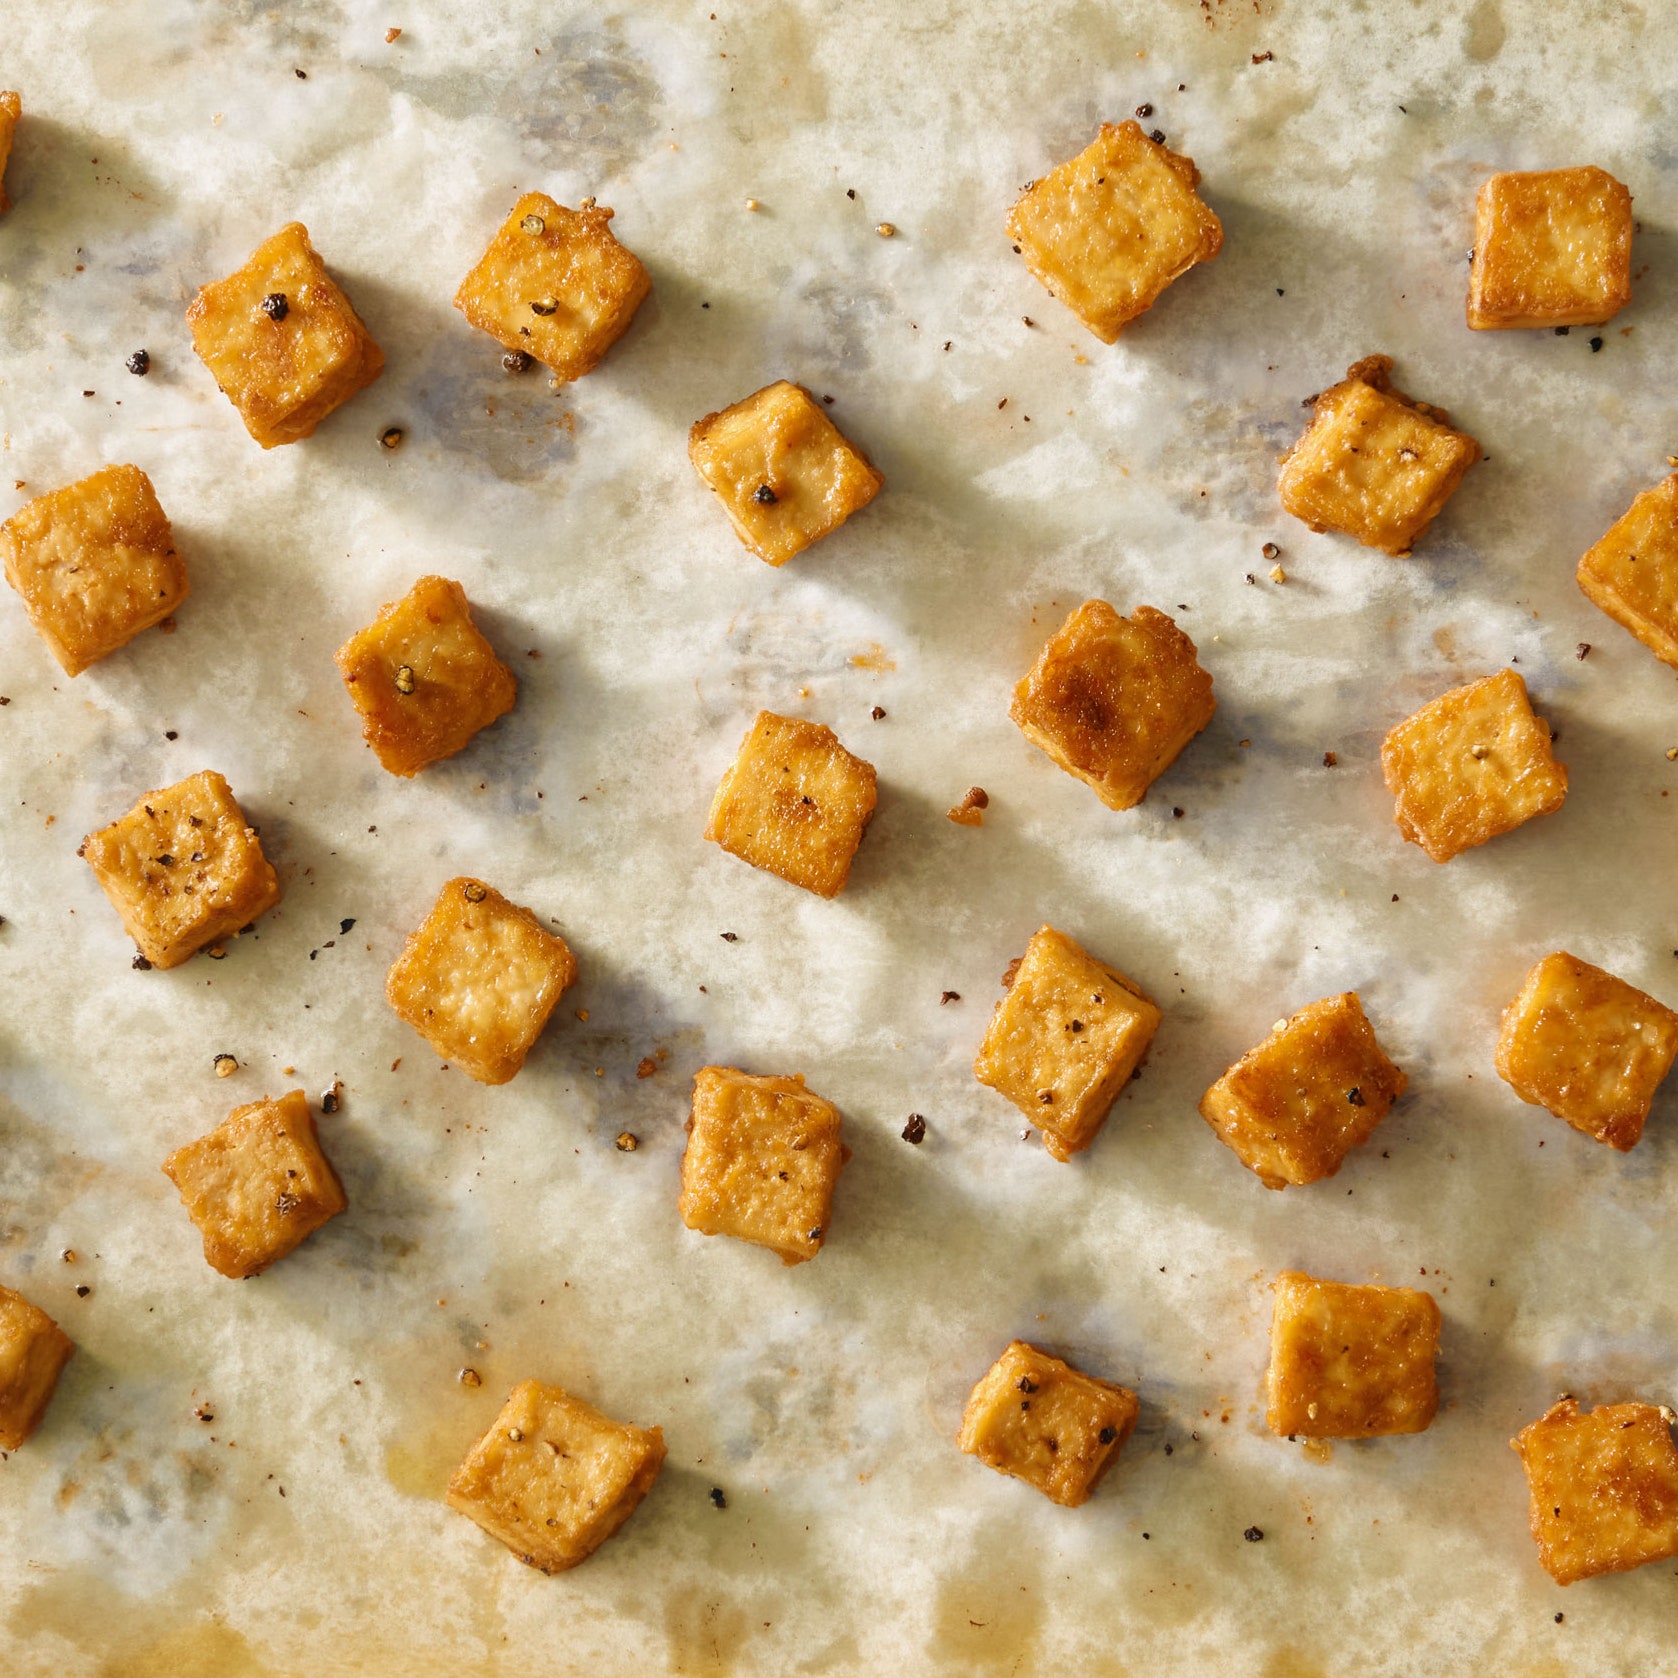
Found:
[334,574,517,777]
[447,1378,665,1573]
[1266,1271,1440,1439]
[0,91,19,215]
[454,193,651,382]
[0,1285,74,1450]
[704,711,878,898]
[1011,600,1215,811]
[385,877,578,1085]
[161,1090,347,1279]
[186,222,384,448]
[1495,952,1678,1152]
[973,925,1161,1161]
[80,770,281,969]
[1576,473,1678,668]
[1513,1398,1678,1585]
[1006,121,1223,343]
[2,465,188,676]
[956,1340,1139,1507]
[1278,355,1482,556]
[677,1067,847,1265]
[1199,993,1406,1189]
[688,381,883,567]
[1468,167,1633,330]
[1380,668,1568,863]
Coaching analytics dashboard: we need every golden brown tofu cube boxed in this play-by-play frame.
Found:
[454,193,651,382]
[677,1067,846,1265]
[1011,600,1215,811]
[1468,167,1633,330]
[973,925,1161,1162]
[688,381,883,567]
[186,222,384,448]
[2,465,188,677]
[956,1340,1139,1507]
[1513,1398,1678,1585]
[1576,473,1678,669]
[1380,668,1568,863]
[0,1284,73,1450]
[1495,952,1678,1152]
[1266,1271,1440,1439]
[1278,355,1482,556]
[161,1090,347,1279]
[704,711,878,898]
[0,91,20,216]
[386,877,578,1086]
[1199,993,1406,1189]
[1006,121,1223,343]
[447,1378,665,1573]
[80,769,281,970]
[334,574,517,777]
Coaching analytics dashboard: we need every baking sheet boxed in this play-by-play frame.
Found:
[3,0,1678,1672]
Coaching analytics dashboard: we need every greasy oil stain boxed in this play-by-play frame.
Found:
[664,1586,753,1676]
[1260,1648,1330,1678]
[849,643,896,673]
[1464,0,1508,61]
[928,1553,1043,1674]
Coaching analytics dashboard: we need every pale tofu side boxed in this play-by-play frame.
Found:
[1380,668,1568,863]
[1010,600,1216,810]
[386,878,578,1085]
[704,710,878,898]
[677,1067,846,1265]
[956,1340,1140,1507]
[1468,166,1633,330]
[447,1379,666,1573]
[1513,1398,1678,1586]
[454,192,651,380]
[1495,951,1678,1151]
[1576,473,1678,669]
[0,1284,74,1451]
[335,574,518,777]
[1266,1271,1440,1439]
[688,381,883,566]
[1006,120,1223,343]
[186,221,384,448]
[161,1090,347,1279]
[1,464,188,676]
[79,769,281,969]
[0,91,18,215]
[1278,356,1482,555]
[1198,993,1406,1189]
[973,924,1162,1161]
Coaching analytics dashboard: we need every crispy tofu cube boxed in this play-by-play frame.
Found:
[334,574,517,777]
[957,1340,1139,1507]
[1495,952,1678,1152]
[1513,1397,1678,1585]
[1380,668,1568,863]
[704,711,878,898]
[1006,121,1223,343]
[2,465,188,677]
[973,925,1161,1161]
[1468,167,1633,331]
[1011,600,1215,811]
[454,193,651,382]
[0,91,19,215]
[386,877,578,1086]
[1576,473,1678,668]
[448,1378,665,1573]
[677,1067,847,1265]
[1278,355,1482,555]
[80,770,281,970]
[1266,1271,1440,1439]
[1199,993,1406,1189]
[0,1284,74,1450]
[186,222,384,448]
[688,381,883,567]
[161,1090,346,1279]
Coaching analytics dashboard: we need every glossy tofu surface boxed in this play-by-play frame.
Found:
[1576,473,1678,668]
[0,91,18,214]
[0,1285,73,1451]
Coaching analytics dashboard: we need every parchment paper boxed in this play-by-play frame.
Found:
[3,1,1677,1672]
